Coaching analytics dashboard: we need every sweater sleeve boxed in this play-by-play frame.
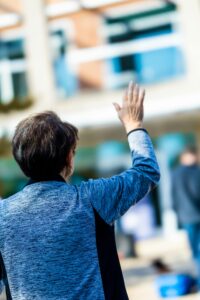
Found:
[81,130,160,224]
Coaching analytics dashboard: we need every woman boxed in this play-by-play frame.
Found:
[0,82,160,300]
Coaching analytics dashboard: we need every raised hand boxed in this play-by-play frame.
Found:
[113,81,145,133]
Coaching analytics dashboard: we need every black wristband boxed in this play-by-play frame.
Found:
[127,128,148,137]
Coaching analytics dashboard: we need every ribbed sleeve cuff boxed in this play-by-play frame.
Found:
[127,128,148,137]
[128,128,151,152]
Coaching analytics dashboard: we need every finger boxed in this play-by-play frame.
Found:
[123,87,128,106]
[128,81,134,105]
[138,89,145,120]
[113,102,121,112]
[133,84,140,102]
[139,89,145,105]
[133,83,139,104]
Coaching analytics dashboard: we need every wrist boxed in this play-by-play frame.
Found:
[124,122,143,134]
[127,128,148,136]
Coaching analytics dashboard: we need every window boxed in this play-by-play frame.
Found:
[104,2,185,87]
[133,26,184,84]
[12,72,28,100]
[0,37,27,103]
[0,39,24,60]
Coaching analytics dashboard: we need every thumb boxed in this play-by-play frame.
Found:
[113,102,121,112]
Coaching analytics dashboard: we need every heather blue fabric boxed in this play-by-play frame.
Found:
[0,130,160,300]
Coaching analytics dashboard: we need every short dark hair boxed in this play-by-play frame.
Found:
[12,111,78,179]
[182,146,198,156]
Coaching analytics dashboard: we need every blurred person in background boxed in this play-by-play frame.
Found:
[120,194,156,241]
[118,194,155,258]
[0,82,160,300]
[172,147,200,290]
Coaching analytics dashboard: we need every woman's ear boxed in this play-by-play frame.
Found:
[67,150,73,168]
[66,149,75,178]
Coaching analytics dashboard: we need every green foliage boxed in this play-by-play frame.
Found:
[0,97,33,113]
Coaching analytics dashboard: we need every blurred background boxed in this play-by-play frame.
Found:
[0,0,200,299]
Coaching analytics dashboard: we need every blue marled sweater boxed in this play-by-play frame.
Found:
[0,130,160,300]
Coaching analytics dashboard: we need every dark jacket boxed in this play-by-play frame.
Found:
[0,252,12,299]
[172,164,200,224]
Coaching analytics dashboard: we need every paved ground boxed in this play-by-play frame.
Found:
[123,258,199,300]
[122,231,199,300]
[0,231,199,300]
